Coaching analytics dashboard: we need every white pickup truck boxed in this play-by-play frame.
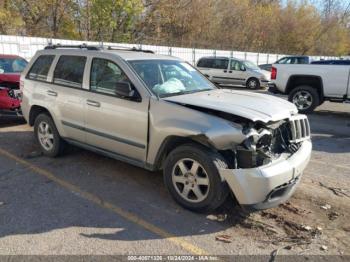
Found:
[269,64,350,113]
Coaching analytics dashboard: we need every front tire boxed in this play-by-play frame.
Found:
[34,113,65,157]
[288,85,320,114]
[246,78,260,89]
[163,144,229,212]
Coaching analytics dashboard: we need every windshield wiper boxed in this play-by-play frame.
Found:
[160,89,212,98]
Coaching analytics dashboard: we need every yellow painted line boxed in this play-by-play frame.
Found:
[0,148,208,255]
[310,159,350,171]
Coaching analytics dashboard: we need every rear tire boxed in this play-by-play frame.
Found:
[34,113,65,157]
[163,143,229,212]
[288,85,320,114]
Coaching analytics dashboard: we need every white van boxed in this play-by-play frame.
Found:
[196,56,270,89]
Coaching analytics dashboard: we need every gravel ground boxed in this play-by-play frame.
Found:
[0,90,349,259]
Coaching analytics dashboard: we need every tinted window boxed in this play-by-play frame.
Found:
[28,55,54,81]
[90,58,133,96]
[197,58,214,68]
[311,61,328,64]
[312,60,350,65]
[297,57,309,64]
[213,59,229,69]
[197,58,228,69]
[335,60,350,65]
[53,56,86,88]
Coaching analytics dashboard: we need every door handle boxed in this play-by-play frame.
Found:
[86,100,100,107]
[47,90,58,97]
[223,70,227,73]
[229,70,233,73]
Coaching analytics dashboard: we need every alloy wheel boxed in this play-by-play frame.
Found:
[37,121,54,151]
[292,90,313,110]
[172,158,210,203]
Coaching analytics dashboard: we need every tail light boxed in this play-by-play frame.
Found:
[271,67,277,80]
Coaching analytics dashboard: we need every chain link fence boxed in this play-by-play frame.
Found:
[0,34,338,65]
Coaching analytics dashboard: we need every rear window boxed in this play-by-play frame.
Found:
[27,55,54,81]
[53,56,86,88]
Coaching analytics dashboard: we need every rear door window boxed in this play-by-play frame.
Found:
[213,59,229,69]
[53,55,86,88]
[27,55,55,81]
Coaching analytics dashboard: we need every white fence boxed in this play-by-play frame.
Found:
[0,34,338,65]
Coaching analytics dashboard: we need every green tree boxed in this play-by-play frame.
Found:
[90,0,143,42]
[0,0,23,34]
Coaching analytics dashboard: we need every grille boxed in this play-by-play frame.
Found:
[289,115,310,143]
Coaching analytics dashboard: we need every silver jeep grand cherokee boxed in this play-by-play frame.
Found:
[20,45,312,212]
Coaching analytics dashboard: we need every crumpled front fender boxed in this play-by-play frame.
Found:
[147,99,246,165]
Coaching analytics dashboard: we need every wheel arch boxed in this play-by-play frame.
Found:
[246,76,259,84]
[28,105,53,126]
[286,75,324,102]
[152,135,218,171]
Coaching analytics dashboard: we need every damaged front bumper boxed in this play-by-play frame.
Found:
[220,140,312,210]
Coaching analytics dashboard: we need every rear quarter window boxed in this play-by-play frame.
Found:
[197,58,214,68]
[27,55,55,81]
[197,58,228,69]
[53,55,86,88]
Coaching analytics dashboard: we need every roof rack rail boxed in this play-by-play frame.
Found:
[44,43,101,50]
[106,46,154,54]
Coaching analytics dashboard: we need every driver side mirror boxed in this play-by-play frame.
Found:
[115,81,139,101]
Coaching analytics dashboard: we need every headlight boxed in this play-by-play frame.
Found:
[237,128,273,168]
[243,128,271,150]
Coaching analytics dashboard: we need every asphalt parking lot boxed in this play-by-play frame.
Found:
[0,89,349,257]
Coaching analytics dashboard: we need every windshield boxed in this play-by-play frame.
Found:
[0,58,28,73]
[243,60,260,70]
[129,60,215,97]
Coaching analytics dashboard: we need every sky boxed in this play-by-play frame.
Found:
[280,0,350,12]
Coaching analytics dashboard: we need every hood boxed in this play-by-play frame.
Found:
[164,89,298,123]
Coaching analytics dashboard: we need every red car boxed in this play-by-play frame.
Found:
[0,55,28,115]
